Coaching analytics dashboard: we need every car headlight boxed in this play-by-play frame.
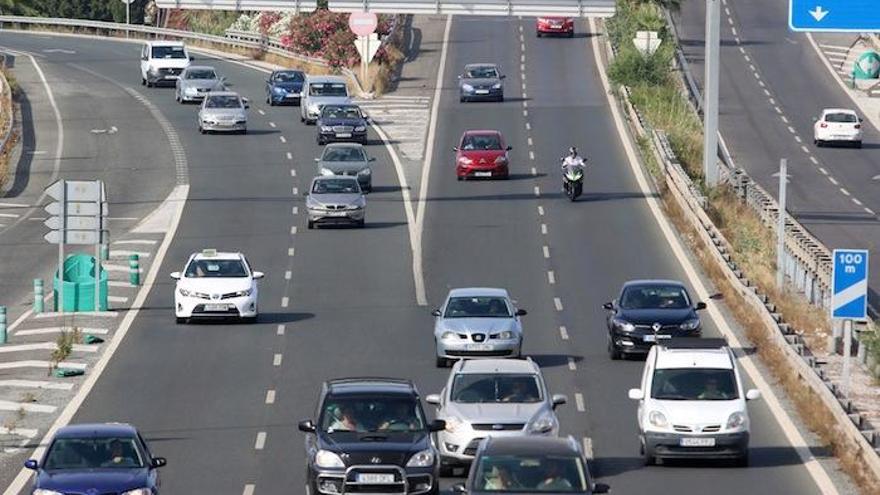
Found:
[235,119,247,124]
[612,318,635,332]
[648,410,668,428]
[320,126,333,132]
[726,412,747,430]
[440,331,457,340]
[492,83,503,89]
[34,490,64,495]
[315,449,346,468]
[179,287,192,297]
[234,289,253,297]
[184,86,198,94]
[680,318,701,331]
[444,416,464,433]
[406,449,435,467]
[273,86,285,93]
[458,156,473,165]
[346,203,364,210]
[527,412,557,434]
[357,167,371,175]
[494,156,508,165]
[354,125,366,132]
[320,168,336,176]
[496,330,515,340]
[122,489,152,495]
[462,83,474,91]
[308,104,320,114]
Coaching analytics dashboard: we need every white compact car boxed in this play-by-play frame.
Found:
[140,40,191,87]
[426,358,566,475]
[814,108,863,147]
[171,250,264,323]
[628,338,760,466]
[300,75,351,125]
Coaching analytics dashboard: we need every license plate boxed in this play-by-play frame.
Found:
[285,93,297,98]
[357,473,395,484]
[204,304,227,311]
[680,437,715,447]
[326,211,348,217]
[164,75,177,79]
[474,171,492,177]
[336,133,352,138]
[467,344,494,351]
[643,334,671,342]
[475,89,490,95]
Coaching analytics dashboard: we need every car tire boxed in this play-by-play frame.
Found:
[568,31,574,38]
[317,135,324,145]
[643,444,656,466]
[141,77,146,86]
[242,316,257,324]
[816,139,823,147]
[199,125,206,135]
[608,339,622,360]
[146,80,153,88]
[536,31,542,38]
[308,220,315,229]
[734,452,749,467]
[435,356,448,368]
[460,96,466,103]
[175,317,186,324]
[357,219,365,228]
[457,175,463,181]
[855,140,863,149]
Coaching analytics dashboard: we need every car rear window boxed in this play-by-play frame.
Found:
[473,454,588,492]
[825,112,858,123]
[651,368,738,401]
[185,259,248,278]
[44,437,145,470]
[452,374,542,403]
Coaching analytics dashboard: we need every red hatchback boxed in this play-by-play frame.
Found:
[536,17,574,37]
[454,130,511,180]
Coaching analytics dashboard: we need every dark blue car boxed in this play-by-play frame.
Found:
[25,423,166,495]
[265,69,305,106]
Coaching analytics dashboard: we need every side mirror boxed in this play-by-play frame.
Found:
[602,302,613,310]
[500,74,507,79]
[627,388,643,400]
[431,309,442,317]
[452,484,467,493]
[708,293,724,300]
[170,272,181,280]
[695,302,707,310]
[746,389,761,401]
[151,457,167,468]
[429,419,446,432]
[457,74,463,79]
[253,271,265,280]
[24,459,38,470]
[314,158,321,162]
[551,394,567,409]
[515,308,527,316]
[426,394,441,405]
[452,147,459,152]
[506,145,513,151]
[298,419,316,433]
[368,157,376,162]
[189,55,195,61]
[592,482,611,494]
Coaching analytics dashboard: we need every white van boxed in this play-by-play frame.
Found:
[140,40,191,87]
[300,75,351,125]
[627,338,760,466]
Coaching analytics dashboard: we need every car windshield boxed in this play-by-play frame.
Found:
[461,134,503,151]
[312,178,361,194]
[185,259,249,278]
[309,82,348,97]
[320,396,426,433]
[186,69,217,80]
[444,296,511,318]
[651,368,739,401]
[451,374,542,403]
[473,455,588,493]
[620,285,690,310]
[43,437,145,470]
[205,95,241,109]
[466,66,499,79]
[322,147,367,162]
[825,112,857,123]
[273,70,304,83]
[151,45,186,59]
[321,106,362,120]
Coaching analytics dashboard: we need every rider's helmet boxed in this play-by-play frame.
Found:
[568,147,578,157]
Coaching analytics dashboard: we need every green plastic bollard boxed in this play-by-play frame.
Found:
[129,254,140,286]
[34,278,44,314]
[0,306,6,344]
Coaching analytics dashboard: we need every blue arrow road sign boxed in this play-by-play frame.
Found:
[832,249,869,319]
[790,0,879,32]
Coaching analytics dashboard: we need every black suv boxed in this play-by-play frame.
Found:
[298,378,446,495]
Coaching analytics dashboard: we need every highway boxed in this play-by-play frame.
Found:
[673,0,880,310]
[0,16,849,494]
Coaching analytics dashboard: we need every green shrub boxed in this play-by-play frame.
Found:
[608,44,672,87]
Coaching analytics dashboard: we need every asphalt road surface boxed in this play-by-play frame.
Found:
[0,17,847,494]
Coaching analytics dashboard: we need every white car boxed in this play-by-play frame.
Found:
[140,40,191,87]
[628,338,760,466]
[300,75,351,125]
[814,108,863,148]
[426,358,566,475]
[170,250,264,323]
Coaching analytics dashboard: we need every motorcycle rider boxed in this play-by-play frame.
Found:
[561,147,586,193]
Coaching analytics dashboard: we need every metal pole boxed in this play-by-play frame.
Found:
[126,0,130,38]
[703,0,721,187]
[842,319,853,397]
[58,181,65,314]
[34,279,44,314]
[94,180,103,312]
[776,158,787,290]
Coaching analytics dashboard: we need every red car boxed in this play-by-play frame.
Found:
[454,130,511,180]
[536,17,575,37]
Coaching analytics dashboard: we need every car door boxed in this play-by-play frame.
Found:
[140,45,149,78]
[636,351,654,431]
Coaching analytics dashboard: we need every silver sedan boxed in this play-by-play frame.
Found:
[432,287,526,367]
[305,176,366,229]
[176,66,225,103]
[198,92,248,134]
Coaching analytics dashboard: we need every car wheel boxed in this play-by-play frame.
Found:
[460,96,466,103]
[300,114,305,123]
[568,31,574,38]
[435,356,448,368]
[357,219,365,228]
[816,139,823,147]
[141,77,146,86]
[734,452,749,467]
[317,135,324,145]
[608,338,621,360]
[457,175,464,181]
[643,444,656,466]
[855,140,863,149]
[175,317,186,324]
[536,31,542,37]
[307,220,314,229]
[439,464,455,478]
[146,80,153,88]
[199,125,206,135]
[242,315,257,324]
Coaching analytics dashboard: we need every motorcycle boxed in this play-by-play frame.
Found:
[562,164,584,201]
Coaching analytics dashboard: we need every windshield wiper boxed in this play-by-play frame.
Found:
[654,395,690,400]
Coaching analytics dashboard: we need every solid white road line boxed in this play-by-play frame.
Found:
[559,326,569,340]
[0,343,96,354]
[273,354,283,366]
[110,250,151,258]
[255,432,267,450]
[574,393,585,412]
[13,327,108,337]
[589,18,838,493]
[0,360,87,371]
[108,296,128,304]
[0,213,19,218]
[266,390,276,404]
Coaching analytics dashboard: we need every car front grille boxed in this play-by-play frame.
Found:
[673,424,722,433]
[333,125,354,133]
[634,324,680,332]
[220,291,242,300]
[447,350,514,357]
[325,204,347,210]
[159,67,182,75]
[472,423,525,431]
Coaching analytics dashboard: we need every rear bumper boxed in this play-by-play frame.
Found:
[644,431,749,460]
[536,24,574,34]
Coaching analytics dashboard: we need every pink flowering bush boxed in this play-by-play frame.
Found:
[287,10,395,68]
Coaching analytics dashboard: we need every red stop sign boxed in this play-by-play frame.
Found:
[349,12,378,37]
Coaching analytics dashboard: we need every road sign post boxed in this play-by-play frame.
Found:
[789,0,878,32]
[832,248,870,397]
[703,0,721,187]
[349,12,379,88]
[776,159,788,290]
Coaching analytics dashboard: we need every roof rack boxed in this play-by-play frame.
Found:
[659,338,727,349]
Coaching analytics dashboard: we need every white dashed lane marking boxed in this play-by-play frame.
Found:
[568,357,577,371]
[273,354,283,366]
[280,136,287,143]
[269,122,276,128]
[829,177,839,185]
[285,271,292,280]
[575,393,585,412]
[286,152,293,160]
[559,326,569,340]
[547,271,556,284]
[281,297,289,307]
[243,484,255,495]
[537,205,545,216]
[540,224,547,235]
[553,297,563,311]
[277,325,285,335]
[254,432,267,450]
[534,186,541,197]
[266,390,276,404]
[290,226,298,235]
[840,188,850,196]
[542,246,550,258]
[288,248,295,257]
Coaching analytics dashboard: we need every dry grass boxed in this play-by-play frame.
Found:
[371,42,406,96]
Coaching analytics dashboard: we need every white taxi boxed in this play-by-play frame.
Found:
[171,250,263,323]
